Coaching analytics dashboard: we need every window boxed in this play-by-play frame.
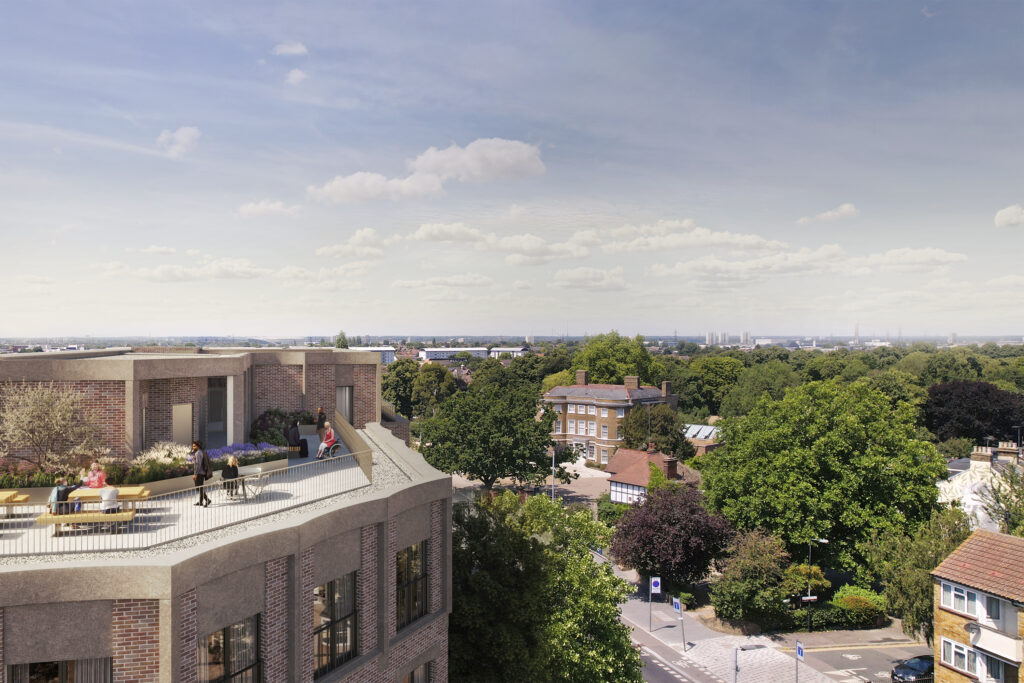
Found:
[589,421,596,436]
[617,408,625,418]
[553,404,562,413]
[941,582,978,616]
[985,655,1003,682]
[601,448,608,464]
[397,541,429,630]
[588,405,596,415]
[578,404,586,414]
[941,638,978,676]
[7,659,112,683]
[568,404,575,414]
[601,407,608,418]
[601,425,608,439]
[553,421,561,434]
[401,663,430,683]
[198,615,260,683]
[987,595,1001,621]
[314,573,358,678]
[616,426,622,440]
[568,419,575,435]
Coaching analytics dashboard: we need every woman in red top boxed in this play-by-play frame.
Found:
[317,421,336,459]
[84,461,106,488]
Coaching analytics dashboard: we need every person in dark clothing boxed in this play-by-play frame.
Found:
[221,455,240,496]
[192,440,212,507]
[48,478,81,515]
[316,407,326,444]
[287,420,307,457]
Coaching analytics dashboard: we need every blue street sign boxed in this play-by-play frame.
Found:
[650,577,661,594]
[796,641,804,661]
[672,597,681,613]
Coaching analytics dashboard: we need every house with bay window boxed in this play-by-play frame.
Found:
[931,529,1024,682]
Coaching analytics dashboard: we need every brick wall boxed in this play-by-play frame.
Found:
[931,582,980,683]
[254,365,303,416]
[112,599,160,683]
[0,380,127,459]
[178,590,198,683]
[429,501,443,614]
[381,616,449,683]
[387,519,398,639]
[261,556,290,683]
[359,524,379,654]
[381,416,411,445]
[143,378,203,449]
[306,364,335,418]
[299,548,315,681]
[353,365,377,429]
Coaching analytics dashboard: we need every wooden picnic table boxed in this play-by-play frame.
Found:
[69,486,151,510]
[0,489,31,518]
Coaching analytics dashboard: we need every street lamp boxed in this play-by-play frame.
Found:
[806,538,828,632]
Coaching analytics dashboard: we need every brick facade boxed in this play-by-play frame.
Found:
[387,519,398,639]
[382,616,449,683]
[178,589,198,683]
[112,599,160,683]
[254,365,304,416]
[142,377,203,449]
[299,548,315,681]
[931,582,1022,682]
[381,416,411,445]
[261,556,290,683]
[429,501,443,614]
[359,524,379,654]
[353,365,377,429]
[306,364,336,418]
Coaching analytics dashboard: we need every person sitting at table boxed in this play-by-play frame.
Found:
[221,455,240,496]
[48,477,80,515]
[84,461,106,488]
[317,421,336,459]
[99,485,120,514]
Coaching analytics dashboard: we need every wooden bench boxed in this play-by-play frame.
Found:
[2,493,30,518]
[36,510,137,536]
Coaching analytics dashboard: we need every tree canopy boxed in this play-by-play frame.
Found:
[334,330,349,348]
[381,358,418,418]
[688,356,745,415]
[700,380,946,573]
[610,486,732,591]
[450,493,642,683]
[923,380,1024,442]
[570,332,663,385]
[710,531,791,626]
[718,360,800,417]
[0,382,106,471]
[619,403,695,459]
[411,363,457,417]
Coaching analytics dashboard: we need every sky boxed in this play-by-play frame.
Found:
[2,1,1023,338]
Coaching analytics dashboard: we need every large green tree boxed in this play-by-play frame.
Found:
[689,356,745,414]
[710,531,791,626]
[381,358,419,418]
[719,360,800,417]
[0,381,106,471]
[411,363,456,417]
[923,380,1024,442]
[619,403,695,459]
[570,331,663,385]
[450,493,642,683]
[701,380,946,573]
[334,329,349,348]
[421,381,560,491]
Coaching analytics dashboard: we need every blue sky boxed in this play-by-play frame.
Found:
[2,1,1023,337]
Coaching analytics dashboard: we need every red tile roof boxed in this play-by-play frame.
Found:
[931,529,1024,602]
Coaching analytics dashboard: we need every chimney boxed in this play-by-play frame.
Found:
[648,442,656,453]
[663,455,678,480]
[970,446,995,469]
[576,369,589,386]
[624,375,639,391]
[996,441,1018,462]
[661,380,671,397]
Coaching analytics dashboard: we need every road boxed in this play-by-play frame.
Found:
[798,641,932,682]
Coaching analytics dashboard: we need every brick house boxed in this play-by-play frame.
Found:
[931,529,1024,682]
[0,374,451,681]
[543,370,677,465]
[606,446,698,504]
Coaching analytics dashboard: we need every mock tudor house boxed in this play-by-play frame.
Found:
[543,370,677,465]
[931,530,1024,682]
[0,347,449,682]
[606,446,698,504]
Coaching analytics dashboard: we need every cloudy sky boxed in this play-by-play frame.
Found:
[2,2,1023,338]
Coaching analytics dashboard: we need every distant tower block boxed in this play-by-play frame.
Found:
[948,332,957,345]
[706,331,714,345]
[854,323,860,346]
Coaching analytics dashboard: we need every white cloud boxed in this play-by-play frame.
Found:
[392,273,495,288]
[155,126,201,159]
[410,222,489,242]
[797,202,859,225]
[857,247,967,271]
[553,266,625,290]
[285,69,309,85]
[273,41,308,56]
[139,245,176,255]
[407,138,545,183]
[513,280,531,290]
[408,222,588,264]
[234,199,299,218]
[91,257,266,281]
[653,245,848,283]
[307,171,443,203]
[308,138,542,203]
[995,204,1024,228]
[315,228,387,258]
[601,219,785,253]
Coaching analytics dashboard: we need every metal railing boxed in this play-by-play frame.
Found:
[0,451,371,557]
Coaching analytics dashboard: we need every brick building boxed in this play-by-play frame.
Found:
[543,370,677,464]
[0,347,387,455]
[931,529,1023,682]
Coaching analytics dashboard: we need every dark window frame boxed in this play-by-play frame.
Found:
[396,541,429,631]
[198,614,262,683]
[313,572,358,679]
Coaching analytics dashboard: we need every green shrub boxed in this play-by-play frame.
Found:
[596,493,630,526]
[831,584,886,612]
[249,408,316,445]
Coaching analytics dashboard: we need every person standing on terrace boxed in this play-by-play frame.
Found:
[192,441,212,507]
[316,407,326,443]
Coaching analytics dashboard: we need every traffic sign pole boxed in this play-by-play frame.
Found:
[795,640,804,683]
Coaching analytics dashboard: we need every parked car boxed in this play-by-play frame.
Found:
[891,655,934,682]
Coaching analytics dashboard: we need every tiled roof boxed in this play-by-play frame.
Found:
[610,458,653,487]
[931,530,1024,602]
[544,384,664,401]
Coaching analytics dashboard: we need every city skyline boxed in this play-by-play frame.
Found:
[3,2,1023,336]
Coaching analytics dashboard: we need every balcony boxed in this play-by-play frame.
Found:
[970,623,1023,663]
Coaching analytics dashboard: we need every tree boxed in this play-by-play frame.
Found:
[923,381,1024,442]
[610,486,732,592]
[710,531,791,626]
[0,382,106,471]
[865,507,971,643]
[689,356,745,414]
[921,350,983,385]
[701,380,946,573]
[980,464,1024,535]
[411,363,456,417]
[334,330,349,348]
[421,382,560,491]
[540,369,573,394]
[619,403,695,459]
[381,358,418,418]
[719,361,800,417]
[450,493,642,683]
[857,370,926,413]
[570,331,663,385]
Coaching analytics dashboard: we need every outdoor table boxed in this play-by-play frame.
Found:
[69,486,151,510]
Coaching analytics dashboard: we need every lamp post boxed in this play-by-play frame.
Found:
[551,448,556,501]
[806,538,828,632]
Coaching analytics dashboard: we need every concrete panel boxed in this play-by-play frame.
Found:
[311,528,362,588]
[395,504,431,551]
[195,564,265,636]
[5,600,112,663]
[172,402,193,444]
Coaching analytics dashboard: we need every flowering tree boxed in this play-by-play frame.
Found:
[0,382,106,472]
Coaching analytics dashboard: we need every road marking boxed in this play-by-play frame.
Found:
[841,653,862,660]
[780,641,921,652]
[640,646,692,682]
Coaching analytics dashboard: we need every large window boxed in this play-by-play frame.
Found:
[940,582,978,616]
[567,404,575,414]
[553,421,561,434]
[401,663,430,683]
[941,638,977,676]
[8,659,112,683]
[601,424,608,439]
[198,615,261,683]
[314,573,358,678]
[588,421,596,436]
[568,419,575,435]
[616,408,625,418]
[397,541,429,630]
[600,407,608,418]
